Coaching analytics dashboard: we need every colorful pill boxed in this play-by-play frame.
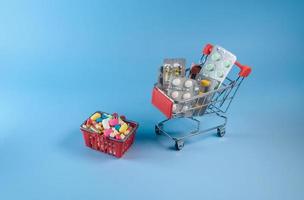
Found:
[86,119,93,126]
[119,123,128,133]
[90,113,101,121]
[118,117,124,125]
[96,117,103,123]
[109,132,116,138]
[115,124,121,131]
[171,91,179,99]
[124,127,132,135]
[102,119,110,129]
[109,118,119,126]
[115,135,121,140]
[95,123,103,131]
[112,128,119,136]
[104,129,112,137]
[120,134,126,140]
[101,113,111,119]
[112,113,118,118]
[201,79,210,87]
[90,126,99,133]
[124,130,130,135]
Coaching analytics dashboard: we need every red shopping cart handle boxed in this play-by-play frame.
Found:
[202,43,213,55]
[234,61,251,77]
[202,43,252,78]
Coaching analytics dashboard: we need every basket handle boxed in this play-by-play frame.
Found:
[202,43,252,77]
[234,61,252,77]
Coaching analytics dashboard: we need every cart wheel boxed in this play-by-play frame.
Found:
[155,125,161,135]
[175,140,184,151]
[217,127,226,137]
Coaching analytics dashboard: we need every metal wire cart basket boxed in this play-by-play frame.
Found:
[151,44,252,150]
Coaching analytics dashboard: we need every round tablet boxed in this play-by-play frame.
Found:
[184,80,193,88]
[182,105,189,111]
[172,104,177,111]
[217,71,224,78]
[171,91,179,99]
[172,78,181,86]
[173,63,180,68]
[205,63,214,71]
[211,52,221,61]
[223,60,231,68]
[182,92,191,99]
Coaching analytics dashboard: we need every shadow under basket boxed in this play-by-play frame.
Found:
[80,120,138,158]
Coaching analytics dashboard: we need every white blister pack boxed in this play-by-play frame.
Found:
[167,77,200,114]
[200,45,236,89]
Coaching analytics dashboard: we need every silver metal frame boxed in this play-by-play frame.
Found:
[155,57,246,150]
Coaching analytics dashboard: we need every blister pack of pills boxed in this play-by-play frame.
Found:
[167,77,200,114]
[157,58,186,91]
[200,45,236,89]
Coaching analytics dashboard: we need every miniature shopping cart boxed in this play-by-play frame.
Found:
[151,44,252,150]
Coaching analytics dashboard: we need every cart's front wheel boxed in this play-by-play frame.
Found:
[217,126,226,137]
[175,140,184,150]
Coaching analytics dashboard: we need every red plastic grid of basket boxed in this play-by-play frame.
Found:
[80,112,138,158]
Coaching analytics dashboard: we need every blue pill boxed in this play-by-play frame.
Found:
[115,125,121,131]
[96,117,103,123]
[101,113,109,119]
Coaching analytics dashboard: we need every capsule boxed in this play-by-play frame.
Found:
[119,123,128,133]
[90,112,101,121]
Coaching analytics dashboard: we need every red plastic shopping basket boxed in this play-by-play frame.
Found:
[80,112,138,158]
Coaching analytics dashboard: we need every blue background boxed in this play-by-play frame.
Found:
[1,0,303,199]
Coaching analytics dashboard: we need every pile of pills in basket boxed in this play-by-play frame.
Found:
[81,112,132,140]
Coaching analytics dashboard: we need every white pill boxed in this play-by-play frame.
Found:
[171,91,179,99]
[173,63,180,68]
[102,119,110,129]
[182,105,189,111]
[184,80,193,88]
[183,92,191,99]
[205,63,214,71]
[217,71,224,78]
[172,104,177,111]
[172,78,181,86]
[223,60,231,68]
[211,52,221,61]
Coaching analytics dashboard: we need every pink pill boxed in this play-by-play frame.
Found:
[109,118,119,126]
[115,135,121,140]
[103,129,113,137]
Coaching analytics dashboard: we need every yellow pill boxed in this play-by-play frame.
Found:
[119,123,128,133]
[113,128,119,136]
[90,113,101,121]
[201,80,210,87]
[124,130,130,135]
